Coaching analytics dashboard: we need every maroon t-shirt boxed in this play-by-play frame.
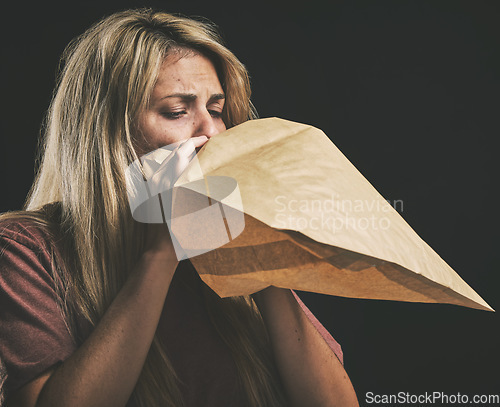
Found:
[0,219,342,405]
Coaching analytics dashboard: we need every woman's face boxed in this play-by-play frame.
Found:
[135,51,226,155]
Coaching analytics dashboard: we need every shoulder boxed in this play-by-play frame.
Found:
[0,211,63,288]
[0,205,64,255]
[0,214,53,249]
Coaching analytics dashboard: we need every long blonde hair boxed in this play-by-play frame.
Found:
[7,8,287,407]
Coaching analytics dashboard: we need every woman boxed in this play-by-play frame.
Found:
[0,9,358,407]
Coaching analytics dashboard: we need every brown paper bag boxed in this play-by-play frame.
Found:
[174,118,492,311]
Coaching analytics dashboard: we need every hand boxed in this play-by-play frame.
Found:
[146,136,209,194]
[129,136,209,258]
[126,136,208,224]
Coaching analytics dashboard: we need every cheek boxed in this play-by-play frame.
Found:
[141,115,185,145]
[134,117,173,154]
[217,120,227,133]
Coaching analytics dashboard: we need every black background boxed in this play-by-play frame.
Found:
[1,1,499,405]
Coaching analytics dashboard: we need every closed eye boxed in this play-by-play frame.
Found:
[162,111,186,119]
[209,110,223,118]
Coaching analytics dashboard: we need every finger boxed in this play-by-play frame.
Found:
[190,136,209,148]
[176,139,197,158]
[174,154,192,176]
[158,139,195,176]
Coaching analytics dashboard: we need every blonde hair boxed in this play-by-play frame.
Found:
[5,8,287,407]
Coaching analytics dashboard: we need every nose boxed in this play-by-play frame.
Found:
[193,109,222,139]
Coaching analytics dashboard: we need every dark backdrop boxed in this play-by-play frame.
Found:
[1,1,499,405]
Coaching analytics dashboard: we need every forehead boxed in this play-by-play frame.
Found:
[151,52,223,99]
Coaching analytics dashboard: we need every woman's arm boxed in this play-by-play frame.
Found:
[7,135,211,407]
[8,225,178,407]
[252,286,359,407]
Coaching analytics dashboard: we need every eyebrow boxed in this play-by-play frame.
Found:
[160,92,225,102]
